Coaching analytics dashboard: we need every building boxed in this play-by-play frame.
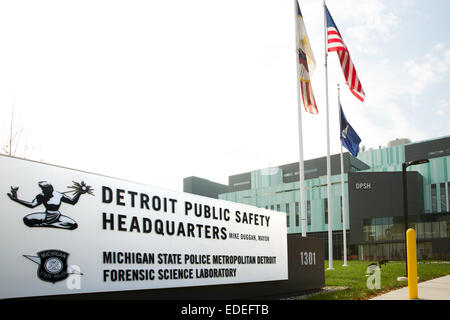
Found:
[183,135,450,261]
[183,176,229,199]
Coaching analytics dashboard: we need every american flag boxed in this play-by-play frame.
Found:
[326,6,366,102]
[296,1,318,114]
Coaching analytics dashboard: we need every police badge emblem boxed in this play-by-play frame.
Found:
[38,250,69,283]
[24,249,82,283]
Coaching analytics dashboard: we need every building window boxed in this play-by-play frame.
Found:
[367,225,376,241]
[363,226,369,241]
[424,222,432,238]
[286,203,290,227]
[432,221,440,238]
[440,221,449,238]
[295,202,300,227]
[376,224,383,241]
[417,222,425,239]
[441,183,448,212]
[448,182,450,212]
[431,184,437,212]
[270,205,274,211]
[307,200,311,226]
[277,204,281,212]
[324,199,328,224]
[447,221,450,238]
[232,181,250,187]
[428,150,444,157]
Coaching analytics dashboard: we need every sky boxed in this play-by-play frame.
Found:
[0,0,449,192]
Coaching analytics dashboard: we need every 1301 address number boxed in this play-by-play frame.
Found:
[300,251,316,266]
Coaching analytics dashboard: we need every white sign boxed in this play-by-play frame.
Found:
[0,156,288,299]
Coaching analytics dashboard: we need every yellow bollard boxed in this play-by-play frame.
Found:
[407,228,418,299]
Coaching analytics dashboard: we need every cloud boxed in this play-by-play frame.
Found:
[358,42,450,144]
[400,0,416,7]
[325,0,400,55]
[436,98,449,116]
[403,44,450,97]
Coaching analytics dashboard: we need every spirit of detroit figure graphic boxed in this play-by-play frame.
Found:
[7,181,93,230]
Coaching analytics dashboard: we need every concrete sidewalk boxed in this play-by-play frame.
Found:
[371,275,450,300]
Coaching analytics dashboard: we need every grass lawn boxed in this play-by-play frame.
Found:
[306,260,450,300]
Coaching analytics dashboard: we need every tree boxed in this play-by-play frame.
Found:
[1,105,29,158]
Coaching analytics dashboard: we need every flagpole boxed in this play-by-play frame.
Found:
[323,0,334,270]
[338,84,348,267]
[294,0,307,237]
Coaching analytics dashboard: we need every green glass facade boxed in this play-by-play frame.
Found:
[215,136,450,260]
[220,167,349,235]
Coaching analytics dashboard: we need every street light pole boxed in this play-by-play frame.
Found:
[402,162,409,277]
[401,158,429,278]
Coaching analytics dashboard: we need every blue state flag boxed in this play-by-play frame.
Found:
[340,104,361,157]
